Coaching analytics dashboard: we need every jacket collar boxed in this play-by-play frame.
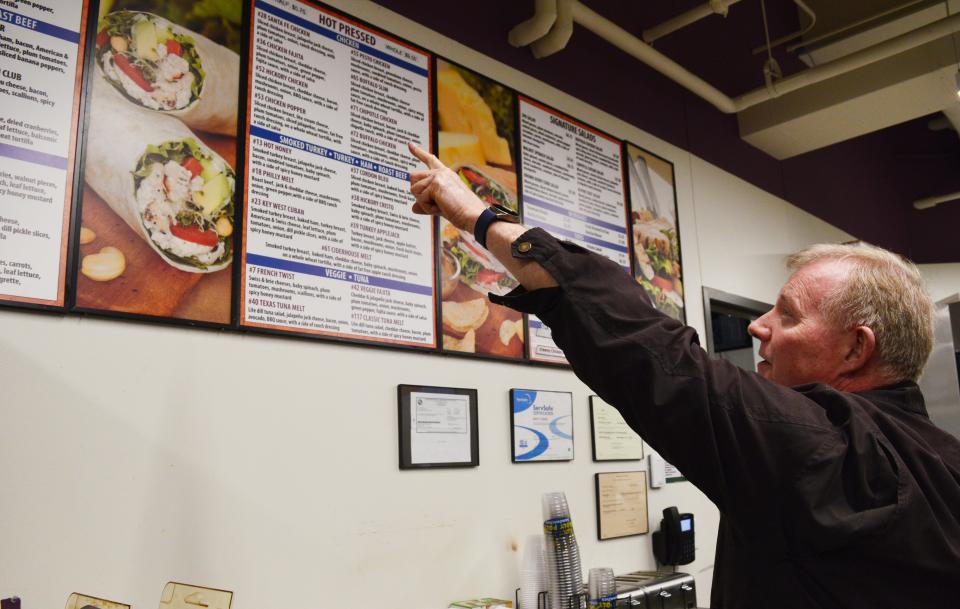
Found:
[857,380,928,417]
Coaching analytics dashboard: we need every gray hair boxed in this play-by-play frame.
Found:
[787,242,934,382]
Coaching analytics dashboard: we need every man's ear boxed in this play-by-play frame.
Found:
[842,325,876,373]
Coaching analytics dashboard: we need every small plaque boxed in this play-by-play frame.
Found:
[595,471,649,540]
[590,396,643,461]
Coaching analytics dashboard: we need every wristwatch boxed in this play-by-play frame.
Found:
[473,203,520,249]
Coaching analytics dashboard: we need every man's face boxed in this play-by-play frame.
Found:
[748,260,851,387]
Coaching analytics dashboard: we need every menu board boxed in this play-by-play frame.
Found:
[518,97,630,364]
[74,0,242,324]
[436,59,523,359]
[626,142,685,322]
[0,0,88,308]
[242,0,435,348]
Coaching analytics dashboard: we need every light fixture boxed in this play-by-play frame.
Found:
[956,70,960,98]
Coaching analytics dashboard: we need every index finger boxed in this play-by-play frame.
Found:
[408,142,444,170]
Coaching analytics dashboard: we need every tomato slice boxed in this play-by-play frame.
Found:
[113,54,154,92]
[165,39,182,56]
[170,223,219,247]
[181,157,203,178]
[476,268,504,286]
[96,29,109,48]
[460,168,484,185]
[651,275,674,292]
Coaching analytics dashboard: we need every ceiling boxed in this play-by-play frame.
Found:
[374,0,960,263]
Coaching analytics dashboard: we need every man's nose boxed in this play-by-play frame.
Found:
[748,315,770,341]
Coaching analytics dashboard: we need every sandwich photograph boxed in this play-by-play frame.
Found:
[436,59,524,359]
[74,0,241,323]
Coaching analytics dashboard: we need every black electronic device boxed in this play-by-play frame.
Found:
[652,506,695,566]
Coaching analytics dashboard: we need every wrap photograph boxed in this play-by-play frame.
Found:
[626,143,685,323]
[74,0,242,323]
[436,60,524,359]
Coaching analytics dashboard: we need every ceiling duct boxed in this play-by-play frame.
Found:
[511,0,960,159]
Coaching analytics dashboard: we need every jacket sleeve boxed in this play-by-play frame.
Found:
[491,229,841,519]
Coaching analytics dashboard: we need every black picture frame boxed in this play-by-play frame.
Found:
[510,388,574,463]
[622,140,685,324]
[0,0,92,314]
[516,94,631,366]
[398,384,478,469]
[238,0,439,351]
[433,55,527,364]
[595,470,649,541]
[68,0,246,330]
[589,395,643,462]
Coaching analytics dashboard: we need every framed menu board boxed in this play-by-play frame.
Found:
[435,58,524,360]
[241,0,436,348]
[72,0,243,325]
[0,1,89,310]
[624,142,684,322]
[517,96,631,364]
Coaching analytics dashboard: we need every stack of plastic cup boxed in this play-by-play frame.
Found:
[587,568,616,609]
[542,492,584,609]
[519,534,547,609]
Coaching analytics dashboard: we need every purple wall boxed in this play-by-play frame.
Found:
[373,0,960,263]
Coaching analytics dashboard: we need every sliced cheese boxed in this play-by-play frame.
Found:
[439,131,485,168]
[478,129,512,166]
[437,68,474,133]
[437,67,512,166]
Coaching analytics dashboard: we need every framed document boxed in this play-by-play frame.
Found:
[398,385,478,469]
[510,389,574,462]
[590,396,643,461]
[595,471,649,540]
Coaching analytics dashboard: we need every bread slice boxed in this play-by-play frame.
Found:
[443,329,476,353]
[443,298,490,336]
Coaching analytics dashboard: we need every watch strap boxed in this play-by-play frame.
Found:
[473,206,498,250]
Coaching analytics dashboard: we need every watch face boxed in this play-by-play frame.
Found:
[491,203,520,220]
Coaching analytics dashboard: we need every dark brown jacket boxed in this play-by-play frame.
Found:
[492,229,960,609]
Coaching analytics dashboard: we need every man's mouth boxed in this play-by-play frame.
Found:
[757,360,771,375]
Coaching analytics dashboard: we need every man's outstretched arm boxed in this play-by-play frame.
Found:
[407,143,557,291]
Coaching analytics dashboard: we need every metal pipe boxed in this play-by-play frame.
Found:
[751,0,817,55]
[642,0,742,44]
[786,0,931,54]
[571,2,739,112]
[518,0,960,115]
[913,190,960,209]
[508,0,558,48]
[531,0,574,58]
[735,11,960,108]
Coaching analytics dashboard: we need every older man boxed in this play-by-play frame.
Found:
[408,144,960,609]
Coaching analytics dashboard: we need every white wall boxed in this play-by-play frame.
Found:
[919,262,960,303]
[0,1,866,607]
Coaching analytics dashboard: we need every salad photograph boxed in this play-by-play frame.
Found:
[626,143,685,322]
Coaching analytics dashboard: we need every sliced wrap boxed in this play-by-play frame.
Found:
[85,78,235,273]
[94,10,239,135]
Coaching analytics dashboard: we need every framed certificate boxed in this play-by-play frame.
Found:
[595,471,649,540]
[510,389,574,462]
[398,385,478,469]
[590,396,643,461]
